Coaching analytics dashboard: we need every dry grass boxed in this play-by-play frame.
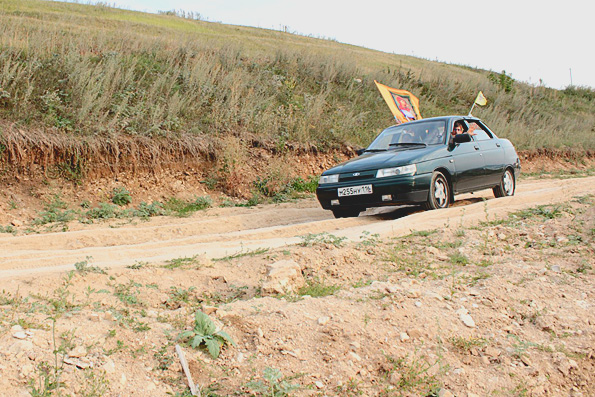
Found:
[0,0,593,185]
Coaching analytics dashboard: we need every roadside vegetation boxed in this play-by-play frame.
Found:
[0,0,593,194]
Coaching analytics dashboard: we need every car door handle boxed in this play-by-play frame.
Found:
[474,145,480,150]
[496,143,501,147]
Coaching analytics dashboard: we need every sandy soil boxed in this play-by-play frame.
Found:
[0,176,593,396]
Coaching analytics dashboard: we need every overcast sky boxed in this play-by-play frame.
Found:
[69,0,594,89]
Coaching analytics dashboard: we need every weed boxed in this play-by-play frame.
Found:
[410,229,438,237]
[111,187,132,206]
[213,247,269,262]
[507,335,538,359]
[0,224,16,234]
[113,281,145,306]
[352,278,373,288]
[33,195,77,226]
[74,256,106,275]
[449,252,469,266]
[134,201,165,218]
[78,368,110,397]
[336,378,364,396]
[178,311,235,358]
[163,255,200,269]
[299,232,346,247]
[245,367,301,396]
[164,196,212,217]
[356,231,381,248]
[127,261,148,270]
[167,286,197,305]
[298,278,340,297]
[154,344,174,371]
[449,336,488,352]
[380,351,446,396]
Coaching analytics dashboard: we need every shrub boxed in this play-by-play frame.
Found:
[111,188,132,206]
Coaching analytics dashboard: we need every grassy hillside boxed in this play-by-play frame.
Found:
[0,0,593,174]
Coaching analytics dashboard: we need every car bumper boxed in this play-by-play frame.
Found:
[316,173,431,210]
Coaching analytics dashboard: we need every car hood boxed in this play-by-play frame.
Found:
[323,147,442,174]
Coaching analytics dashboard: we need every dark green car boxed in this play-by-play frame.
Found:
[316,116,521,218]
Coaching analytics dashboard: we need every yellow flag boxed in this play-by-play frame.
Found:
[474,91,487,106]
[374,80,422,124]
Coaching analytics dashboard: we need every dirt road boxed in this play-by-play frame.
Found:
[2,176,593,278]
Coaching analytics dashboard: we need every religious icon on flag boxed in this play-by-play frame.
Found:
[374,80,422,124]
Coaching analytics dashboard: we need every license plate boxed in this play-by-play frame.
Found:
[338,185,373,197]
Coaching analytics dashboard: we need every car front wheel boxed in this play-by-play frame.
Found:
[493,168,515,198]
[332,208,361,218]
[425,171,451,210]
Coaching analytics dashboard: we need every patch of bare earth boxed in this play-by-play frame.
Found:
[0,177,593,396]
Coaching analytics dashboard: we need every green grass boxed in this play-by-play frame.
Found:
[163,196,212,217]
[298,278,340,297]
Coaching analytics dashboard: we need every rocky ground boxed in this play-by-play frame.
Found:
[0,186,593,396]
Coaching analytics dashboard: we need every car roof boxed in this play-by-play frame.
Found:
[381,115,481,131]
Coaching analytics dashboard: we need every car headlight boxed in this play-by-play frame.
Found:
[376,164,416,178]
[319,174,339,184]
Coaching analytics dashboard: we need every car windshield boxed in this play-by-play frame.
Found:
[366,121,447,151]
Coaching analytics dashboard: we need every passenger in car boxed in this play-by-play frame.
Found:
[452,121,466,135]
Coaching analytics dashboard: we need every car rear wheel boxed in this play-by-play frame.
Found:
[331,208,361,218]
[425,171,451,210]
[493,168,515,198]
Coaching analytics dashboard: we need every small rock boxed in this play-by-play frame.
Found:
[460,313,476,328]
[551,265,561,273]
[68,346,87,358]
[257,328,264,338]
[202,306,218,315]
[521,355,533,367]
[438,389,455,397]
[408,329,423,339]
[236,352,245,363]
[349,352,362,361]
[350,341,361,350]
[10,219,23,227]
[11,324,24,333]
[414,301,422,308]
[102,358,116,373]
[453,368,465,375]
[89,313,100,322]
[317,316,330,326]
[485,347,501,357]
[399,332,410,342]
[314,381,324,389]
[12,331,27,340]
[261,260,305,295]
[389,372,401,386]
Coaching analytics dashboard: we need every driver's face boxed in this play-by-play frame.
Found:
[452,126,464,135]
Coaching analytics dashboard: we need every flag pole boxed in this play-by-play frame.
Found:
[468,102,476,116]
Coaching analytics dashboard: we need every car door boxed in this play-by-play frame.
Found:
[469,121,505,187]
[450,134,486,193]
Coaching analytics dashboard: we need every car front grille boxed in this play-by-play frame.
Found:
[340,170,376,182]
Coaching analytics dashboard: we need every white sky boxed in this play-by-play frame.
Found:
[73,0,594,89]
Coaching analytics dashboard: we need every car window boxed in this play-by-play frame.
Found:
[367,121,447,150]
[467,121,492,141]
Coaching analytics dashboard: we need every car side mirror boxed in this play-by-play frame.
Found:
[452,133,472,144]
[356,148,366,156]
